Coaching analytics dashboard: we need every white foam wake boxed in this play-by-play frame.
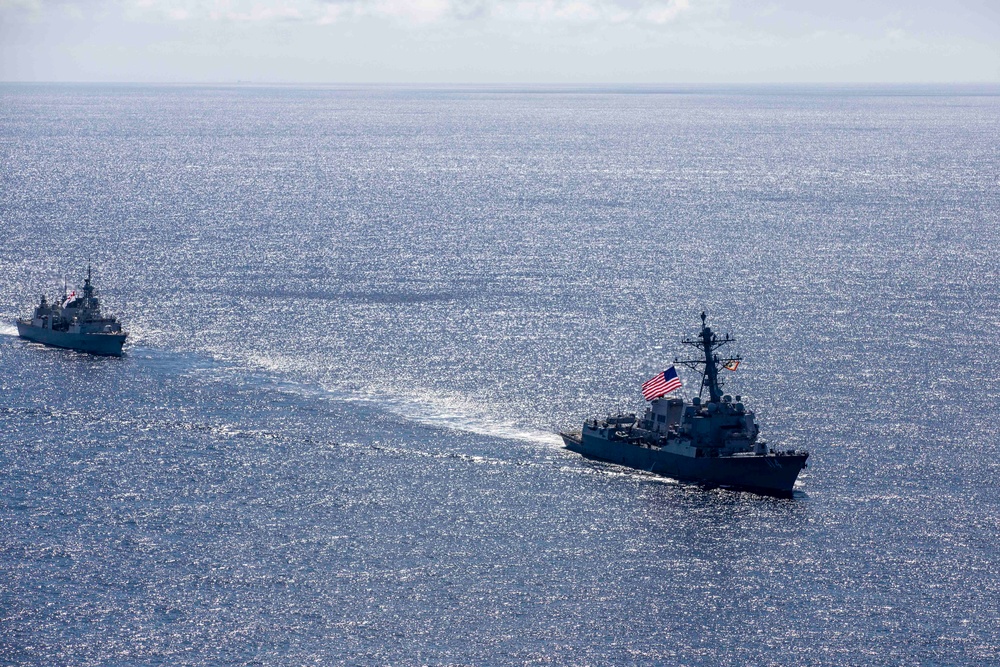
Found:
[0,323,19,336]
[327,384,564,447]
[216,350,564,448]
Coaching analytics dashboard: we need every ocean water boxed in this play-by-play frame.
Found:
[1,83,998,666]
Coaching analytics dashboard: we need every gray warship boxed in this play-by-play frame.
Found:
[561,313,808,495]
[16,266,127,356]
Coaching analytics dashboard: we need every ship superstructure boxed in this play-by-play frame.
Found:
[561,313,807,495]
[16,266,127,356]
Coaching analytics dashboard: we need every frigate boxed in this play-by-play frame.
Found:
[16,266,127,356]
[560,313,808,495]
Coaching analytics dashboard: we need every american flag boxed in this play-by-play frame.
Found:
[642,366,682,401]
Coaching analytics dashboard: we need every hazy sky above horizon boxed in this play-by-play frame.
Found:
[1,0,998,83]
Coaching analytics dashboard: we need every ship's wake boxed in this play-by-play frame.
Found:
[161,348,565,449]
[326,385,564,448]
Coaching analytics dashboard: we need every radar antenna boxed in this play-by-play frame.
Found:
[674,312,742,403]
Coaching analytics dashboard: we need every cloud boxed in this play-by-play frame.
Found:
[119,0,692,25]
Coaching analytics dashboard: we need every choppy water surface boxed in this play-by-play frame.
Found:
[1,84,998,665]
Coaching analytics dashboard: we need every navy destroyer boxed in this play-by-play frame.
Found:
[561,313,807,495]
[16,266,127,356]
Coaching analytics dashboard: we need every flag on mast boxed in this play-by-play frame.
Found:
[642,366,682,401]
[724,359,740,371]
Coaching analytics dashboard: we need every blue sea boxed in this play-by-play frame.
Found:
[1,83,998,666]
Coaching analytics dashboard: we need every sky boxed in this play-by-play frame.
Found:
[1,0,998,83]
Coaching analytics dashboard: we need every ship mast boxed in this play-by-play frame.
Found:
[674,312,741,403]
[84,263,94,298]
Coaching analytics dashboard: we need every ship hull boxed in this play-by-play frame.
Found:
[562,431,806,496]
[16,321,127,356]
